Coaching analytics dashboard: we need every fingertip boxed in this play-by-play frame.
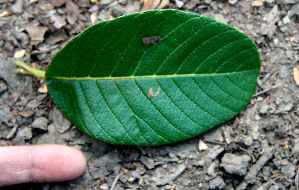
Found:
[0,144,87,187]
[31,144,87,183]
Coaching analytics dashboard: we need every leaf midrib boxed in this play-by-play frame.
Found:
[47,68,259,80]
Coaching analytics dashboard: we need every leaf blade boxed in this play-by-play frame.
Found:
[46,10,260,146]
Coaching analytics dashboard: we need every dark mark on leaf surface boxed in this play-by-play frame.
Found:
[142,36,162,44]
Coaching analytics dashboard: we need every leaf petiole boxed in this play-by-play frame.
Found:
[15,61,45,79]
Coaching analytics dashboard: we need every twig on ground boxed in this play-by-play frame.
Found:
[204,140,226,146]
[170,184,176,190]
[252,84,281,97]
[10,77,29,108]
[236,146,275,190]
[110,175,120,190]
[6,124,19,139]
[239,146,256,163]
[261,70,276,84]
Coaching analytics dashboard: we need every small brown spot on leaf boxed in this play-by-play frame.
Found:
[142,36,162,45]
[148,87,160,98]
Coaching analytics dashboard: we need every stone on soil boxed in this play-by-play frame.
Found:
[228,0,238,5]
[16,127,32,140]
[259,104,269,114]
[209,176,226,189]
[220,153,251,176]
[282,163,296,179]
[32,117,49,130]
[207,145,224,160]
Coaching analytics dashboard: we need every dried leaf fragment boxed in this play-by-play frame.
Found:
[142,36,162,44]
[51,15,67,29]
[140,0,155,11]
[53,106,72,133]
[91,12,98,25]
[38,84,48,93]
[198,140,208,151]
[19,109,35,118]
[156,0,169,9]
[151,0,161,9]
[66,1,79,25]
[294,67,299,85]
[25,24,48,45]
[53,0,67,7]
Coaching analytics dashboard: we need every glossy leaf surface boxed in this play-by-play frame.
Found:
[46,10,260,146]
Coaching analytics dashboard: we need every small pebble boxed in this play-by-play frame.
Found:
[168,152,177,158]
[244,136,253,146]
[208,145,224,160]
[16,127,32,140]
[11,0,23,13]
[127,176,136,182]
[209,176,226,189]
[99,183,108,190]
[259,105,269,114]
[0,80,7,94]
[279,102,293,112]
[292,139,299,156]
[32,117,49,131]
[175,0,184,8]
[220,153,251,176]
[279,66,289,79]
[14,49,26,58]
[228,0,238,5]
[204,0,212,4]
[257,96,264,102]
[119,175,128,183]
[282,163,296,178]
[207,162,216,176]
[182,177,191,186]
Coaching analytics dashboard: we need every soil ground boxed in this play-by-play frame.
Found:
[0,0,299,189]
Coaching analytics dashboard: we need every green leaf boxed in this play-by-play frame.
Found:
[46,9,260,146]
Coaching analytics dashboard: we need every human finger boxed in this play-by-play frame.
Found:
[0,144,86,187]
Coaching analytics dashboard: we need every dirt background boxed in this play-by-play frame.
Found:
[1,0,299,189]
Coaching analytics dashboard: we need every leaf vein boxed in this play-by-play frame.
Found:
[224,56,260,93]
[171,78,223,123]
[66,81,93,136]
[210,76,248,104]
[79,81,126,143]
[175,29,234,74]
[155,20,217,75]
[167,78,210,130]
[110,12,160,76]
[192,77,238,114]
[133,79,191,139]
[132,16,199,76]
[194,37,248,73]
[214,47,256,73]
[155,79,201,135]
[114,80,171,143]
